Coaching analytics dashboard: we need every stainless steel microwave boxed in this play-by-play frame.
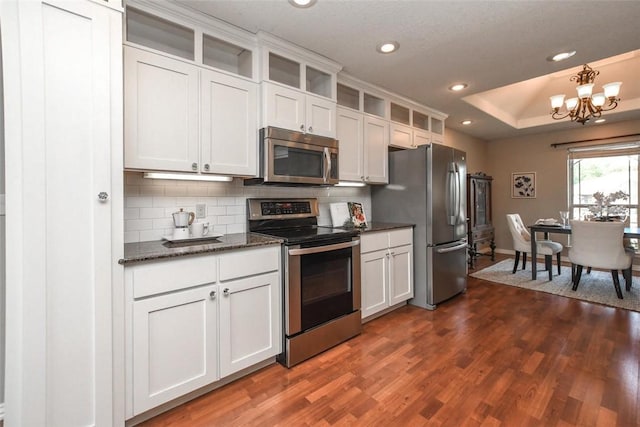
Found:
[244,127,339,186]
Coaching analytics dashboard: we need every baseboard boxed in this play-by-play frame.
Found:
[0,402,5,420]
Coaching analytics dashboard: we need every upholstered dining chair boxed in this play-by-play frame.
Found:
[568,219,632,299]
[506,213,563,281]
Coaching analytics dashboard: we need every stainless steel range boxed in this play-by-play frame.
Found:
[247,198,362,367]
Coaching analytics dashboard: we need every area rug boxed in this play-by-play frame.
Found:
[470,259,640,312]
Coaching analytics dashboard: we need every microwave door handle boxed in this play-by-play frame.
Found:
[323,147,331,183]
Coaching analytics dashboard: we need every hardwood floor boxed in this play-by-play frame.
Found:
[140,254,640,426]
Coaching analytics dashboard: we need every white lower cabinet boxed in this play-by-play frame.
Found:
[126,246,281,418]
[219,271,280,377]
[132,284,219,414]
[361,228,413,319]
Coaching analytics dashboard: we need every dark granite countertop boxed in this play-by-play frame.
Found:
[120,233,283,265]
[356,222,415,233]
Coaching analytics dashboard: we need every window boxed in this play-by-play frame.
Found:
[568,144,640,231]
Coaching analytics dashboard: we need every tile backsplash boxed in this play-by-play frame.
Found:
[124,172,372,243]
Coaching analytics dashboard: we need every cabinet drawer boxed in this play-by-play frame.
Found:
[219,246,280,281]
[472,229,494,241]
[131,255,217,299]
[389,228,413,247]
[361,231,389,253]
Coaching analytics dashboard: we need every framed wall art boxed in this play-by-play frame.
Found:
[511,172,536,198]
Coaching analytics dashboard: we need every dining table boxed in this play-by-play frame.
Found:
[528,223,640,280]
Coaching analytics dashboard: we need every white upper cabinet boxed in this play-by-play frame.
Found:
[389,102,439,149]
[124,4,259,176]
[124,47,200,172]
[201,69,258,176]
[259,33,341,137]
[336,81,388,184]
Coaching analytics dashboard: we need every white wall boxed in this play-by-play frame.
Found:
[124,171,372,242]
[0,23,5,416]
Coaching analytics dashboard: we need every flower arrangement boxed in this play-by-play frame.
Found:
[588,190,629,220]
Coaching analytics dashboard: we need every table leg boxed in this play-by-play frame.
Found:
[531,231,537,280]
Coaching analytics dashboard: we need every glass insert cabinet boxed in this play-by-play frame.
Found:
[467,172,495,268]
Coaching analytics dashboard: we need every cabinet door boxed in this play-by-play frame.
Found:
[336,107,364,182]
[306,93,336,138]
[389,244,414,305]
[361,250,389,319]
[219,272,281,377]
[389,122,414,149]
[363,115,389,184]
[201,70,258,176]
[262,82,305,132]
[413,129,431,147]
[132,285,218,415]
[124,47,199,172]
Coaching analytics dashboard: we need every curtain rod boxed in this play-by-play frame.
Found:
[550,133,640,149]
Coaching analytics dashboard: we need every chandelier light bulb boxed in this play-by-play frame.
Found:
[550,94,565,109]
[576,83,594,99]
[565,97,579,111]
[591,93,606,107]
[602,82,622,98]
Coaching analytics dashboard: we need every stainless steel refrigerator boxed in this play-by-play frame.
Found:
[371,144,467,309]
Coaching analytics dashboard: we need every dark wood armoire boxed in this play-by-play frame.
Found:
[467,172,495,268]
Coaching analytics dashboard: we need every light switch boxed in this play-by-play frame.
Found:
[196,203,206,218]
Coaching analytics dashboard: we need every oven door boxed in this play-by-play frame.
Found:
[264,138,338,185]
[285,237,360,336]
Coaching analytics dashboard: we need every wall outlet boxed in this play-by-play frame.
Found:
[195,203,206,218]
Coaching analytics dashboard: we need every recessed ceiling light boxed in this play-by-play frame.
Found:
[594,118,606,123]
[547,50,577,62]
[449,83,468,91]
[288,0,317,8]
[461,120,472,125]
[376,41,399,54]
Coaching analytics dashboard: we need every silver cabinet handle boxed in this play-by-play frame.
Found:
[308,126,313,133]
[300,124,305,132]
[204,163,210,171]
[223,288,230,296]
[192,162,198,171]
[98,192,109,202]
[209,290,216,300]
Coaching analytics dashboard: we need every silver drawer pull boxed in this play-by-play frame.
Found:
[209,290,216,300]
[288,240,360,256]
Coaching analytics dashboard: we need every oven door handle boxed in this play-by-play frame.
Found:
[288,240,360,256]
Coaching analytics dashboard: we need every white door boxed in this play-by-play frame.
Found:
[363,115,389,184]
[336,107,364,182]
[389,244,414,305]
[262,82,305,132]
[361,250,389,318]
[306,93,336,137]
[124,46,199,172]
[201,70,258,176]
[219,272,280,377]
[2,1,122,425]
[132,285,219,415]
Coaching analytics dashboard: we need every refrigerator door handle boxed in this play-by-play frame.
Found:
[446,163,457,225]
[455,168,462,224]
[436,241,468,254]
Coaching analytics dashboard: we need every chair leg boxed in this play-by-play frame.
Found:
[611,270,624,299]
[513,251,520,274]
[545,255,552,281]
[556,252,561,275]
[624,256,633,291]
[572,265,583,291]
[587,266,592,275]
[522,252,527,270]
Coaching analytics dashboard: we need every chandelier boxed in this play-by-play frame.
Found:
[549,64,621,125]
